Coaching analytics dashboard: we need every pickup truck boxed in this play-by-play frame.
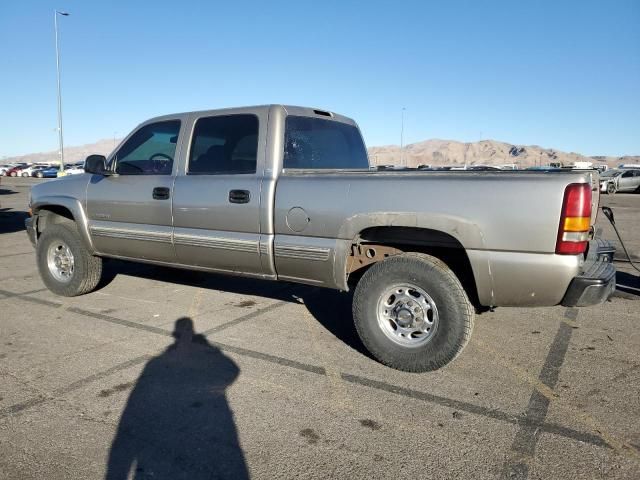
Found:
[25,105,616,372]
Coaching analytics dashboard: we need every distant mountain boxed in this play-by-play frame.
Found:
[1,138,120,165]
[369,139,640,168]
[3,137,638,169]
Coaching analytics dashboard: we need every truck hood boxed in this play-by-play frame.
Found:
[31,173,91,206]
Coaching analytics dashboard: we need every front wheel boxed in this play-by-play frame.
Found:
[607,183,617,195]
[353,253,474,372]
[36,223,103,296]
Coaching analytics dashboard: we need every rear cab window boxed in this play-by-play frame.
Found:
[283,116,369,170]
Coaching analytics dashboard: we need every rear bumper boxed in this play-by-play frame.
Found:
[561,239,616,307]
[25,217,37,248]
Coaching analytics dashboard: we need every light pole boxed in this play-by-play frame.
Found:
[400,107,406,167]
[54,10,69,174]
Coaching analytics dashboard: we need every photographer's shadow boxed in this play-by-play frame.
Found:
[105,318,248,480]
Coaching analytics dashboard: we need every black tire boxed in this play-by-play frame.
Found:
[36,172,43,178]
[353,252,474,372]
[607,183,616,195]
[36,223,103,296]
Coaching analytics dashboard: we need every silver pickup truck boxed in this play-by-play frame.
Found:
[25,105,616,372]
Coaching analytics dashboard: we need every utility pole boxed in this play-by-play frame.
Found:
[400,107,406,167]
[54,10,69,174]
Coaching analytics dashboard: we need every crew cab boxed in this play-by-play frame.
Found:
[25,105,616,371]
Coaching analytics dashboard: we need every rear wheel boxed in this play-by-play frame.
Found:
[353,252,474,372]
[36,223,103,296]
[36,172,43,178]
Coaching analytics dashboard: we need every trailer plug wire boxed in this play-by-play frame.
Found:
[601,206,640,274]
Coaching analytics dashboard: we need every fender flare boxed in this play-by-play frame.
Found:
[335,212,493,304]
[32,196,95,253]
[338,211,486,249]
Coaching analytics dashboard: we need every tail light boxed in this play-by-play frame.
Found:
[556,183,591,255]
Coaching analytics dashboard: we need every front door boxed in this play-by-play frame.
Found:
[86,119,182,262]
[172,113,263,275]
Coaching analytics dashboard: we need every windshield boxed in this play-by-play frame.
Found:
[601,170,621,178]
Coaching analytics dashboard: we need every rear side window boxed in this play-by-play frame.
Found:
[188,115,258,175]
[283,116,369,169]
[114,120,181,175]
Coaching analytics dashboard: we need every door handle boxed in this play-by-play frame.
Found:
[152,187,170,200]
[229,189,250,204]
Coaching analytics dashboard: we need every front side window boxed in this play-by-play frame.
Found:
[188,115,258,175]
[283,116,369,169]
[114,120,181,175]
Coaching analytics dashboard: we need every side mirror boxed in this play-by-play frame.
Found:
[84,154,108,175]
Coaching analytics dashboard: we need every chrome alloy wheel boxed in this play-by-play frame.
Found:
[47,241,75,283]
[376,284,439,347]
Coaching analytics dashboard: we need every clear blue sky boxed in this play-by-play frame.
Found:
[1,0,638,158]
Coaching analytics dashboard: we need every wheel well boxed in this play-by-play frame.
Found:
[347,227,482,310]
[36,206,75,234]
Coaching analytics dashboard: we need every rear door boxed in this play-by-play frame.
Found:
[171,112,265,275]
[633,170,640,191]
[86,119,183,262]
[618,170,636,191]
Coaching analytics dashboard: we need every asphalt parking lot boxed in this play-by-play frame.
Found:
[1,177,639,480]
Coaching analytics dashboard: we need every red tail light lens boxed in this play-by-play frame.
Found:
[556,183,591,255]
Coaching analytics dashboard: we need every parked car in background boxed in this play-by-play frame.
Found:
[5,164,32,177]
[467,165,502,171]
[0,164,15,175]
[600,168,640,194]
[34,166,61,178]
[64,162,85,175]
[21,164,53,177]
[30,166,51,177]
[1,163,28,176]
